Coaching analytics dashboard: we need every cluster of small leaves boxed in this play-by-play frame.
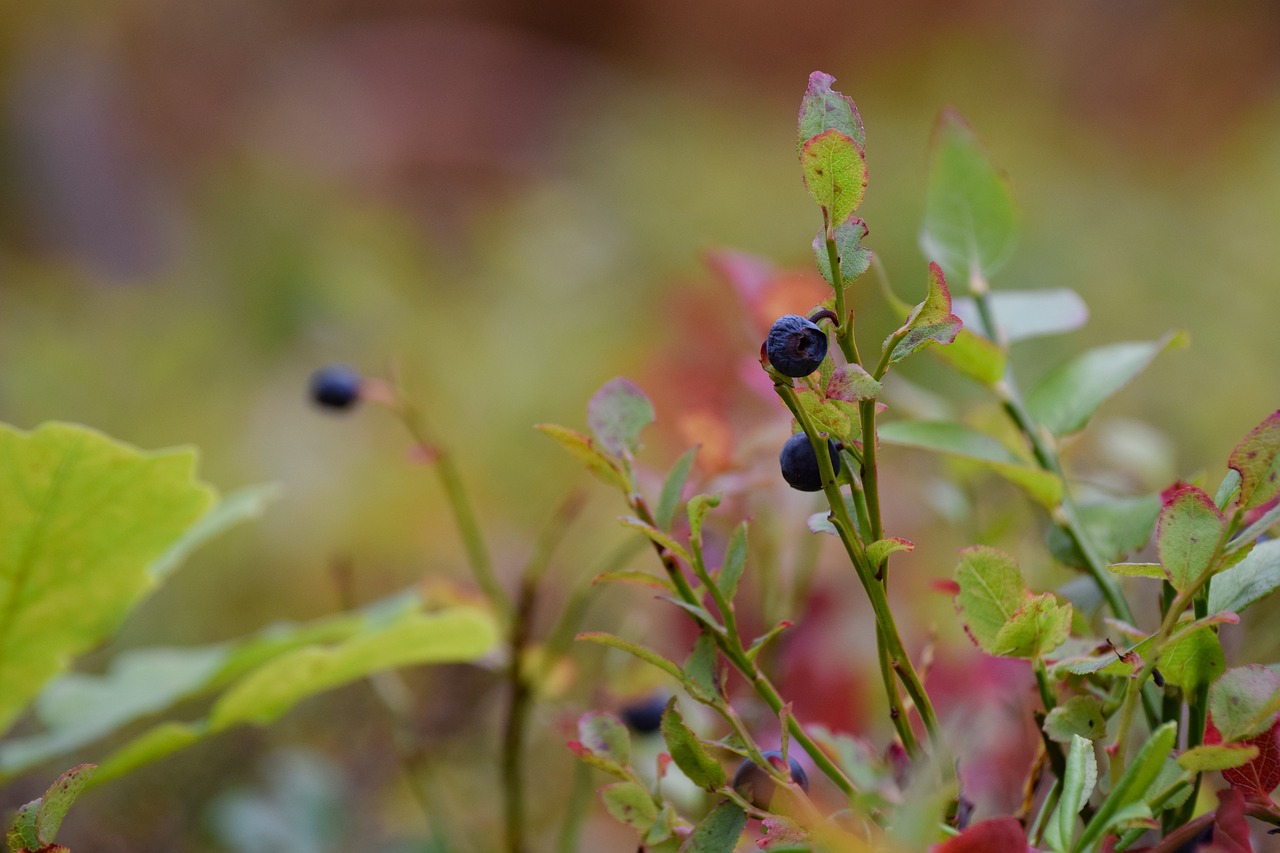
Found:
[541,378,848,850]
[911,82,1280,850]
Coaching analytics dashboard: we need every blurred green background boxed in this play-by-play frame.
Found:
[2,1,1280,849]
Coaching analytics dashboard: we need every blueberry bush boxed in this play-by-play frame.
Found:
[5,71,1280,853]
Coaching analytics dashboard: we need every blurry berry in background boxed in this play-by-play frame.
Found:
[732,750,809,808]
[620,694,667,735]
[310,365,362,411]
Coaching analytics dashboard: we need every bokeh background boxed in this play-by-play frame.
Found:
[3,1,1280,849]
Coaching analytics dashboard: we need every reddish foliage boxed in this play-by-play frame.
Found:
[930,817,1030,853]
[1209,787,1254,853]
[1205,716,1280,801]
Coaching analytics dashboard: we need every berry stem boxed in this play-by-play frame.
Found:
[388,381,512,624]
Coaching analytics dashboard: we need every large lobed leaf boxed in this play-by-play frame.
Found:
[0,423,216,737]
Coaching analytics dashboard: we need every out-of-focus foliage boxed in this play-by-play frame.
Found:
[3,1,1280,849]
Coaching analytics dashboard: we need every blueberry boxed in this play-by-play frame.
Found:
[310,365,362,410]
[779,432,841,492]
[732,750,809,809]
[766,315,828,377]
[619,694,667,735]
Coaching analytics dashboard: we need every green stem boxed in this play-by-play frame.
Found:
[775,381,939,750]
[395,396,512,623]
[825,236,861,366]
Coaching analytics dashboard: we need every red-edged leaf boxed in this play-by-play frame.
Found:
[1229,409,1280,511]
[1205,716,1280,800]
[1156,483,1227,591]
[931,817,1031,853]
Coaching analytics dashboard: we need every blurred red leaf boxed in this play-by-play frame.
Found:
[1209,787,1254,853]
[931,817,1030,852]
[1204,716,1280,801]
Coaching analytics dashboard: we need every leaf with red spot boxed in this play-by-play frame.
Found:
[1156,483,1227,592]
[1205,716,1280,800]
[1229,409,1280,511]
[930,817,1030,853]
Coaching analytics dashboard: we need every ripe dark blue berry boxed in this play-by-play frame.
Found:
[310,365,362,410]
[619,694,667,735]
[766,314,828,377]
[779,432,841,492]
[732,750,809,809]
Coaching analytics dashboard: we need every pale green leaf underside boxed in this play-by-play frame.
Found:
[878,420,1061,507]
[1025,333,1186,437]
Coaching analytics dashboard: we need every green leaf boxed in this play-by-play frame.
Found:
[878,420,1062,507]
[534,423,629,492]
[953,289,1089,343]
[826,364,881,403]
[953,546,1026,654]
[1156,484,1226,592]
[744,620,793,663]
[208,607,497,729]
[1107,563,1164,578]
[1045,735,1096,853]
[1072,722,1176,853]
[794,390,856,445]
[1207,665,1280,742]
[91,721,203,787]
[588,377,656,458]
[1178,744,1260,773]
[149,483,279,581]
[812,219,871,287]
[601,781,659,831]
[687,494,721,552]
[1228,409,1280,511]
[1048,495,1161,570]
[716,522,748,603]
[593,568,673,591]
[684,632,721,702]
[576,632,685,683]
[6,799,38,851]
[681,800,747,853]
[1158,626,1224,692]
[0,422,216,737]
[618,516,692,564]
[867,538,914,566]
[1044,695,1107,743]
[1025,333,1187,437]
[990,592,1071,658]
[33,763,95,845]
[578,711,632,769]
[920,109,1018,286]
[660,698,727,790]
[797,71,865,150]
[800,129,867,229]
[657,447,699,530]
[887,262,963,364]
[877,271,1005,385]
[0,645,227,777]
[1209,538,1280,615]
